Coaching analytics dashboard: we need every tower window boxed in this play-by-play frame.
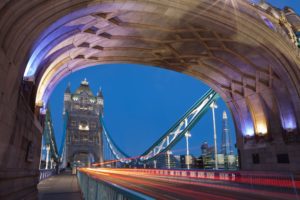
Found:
[252,153,260,164]
[79,120,89,131]
[277,154,289,164]
[91,122,96,129]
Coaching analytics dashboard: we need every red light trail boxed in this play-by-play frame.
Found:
[79,168,299,200]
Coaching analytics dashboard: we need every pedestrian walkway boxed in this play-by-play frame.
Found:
[38,171,82,200]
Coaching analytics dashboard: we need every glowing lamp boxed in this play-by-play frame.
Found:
[245,127,255,137]
[243,120,255,137]
[256,123,267,135]
[40,107,47,115]
[282,114,297,132]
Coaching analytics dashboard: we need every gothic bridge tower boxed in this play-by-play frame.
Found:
[64,79,104,167]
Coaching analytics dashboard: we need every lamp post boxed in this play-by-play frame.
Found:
[166,135,172,169]
[153,160,157,169]
[45,145,50,169]
[50,158,54,169]
[210,101,218,170]
[185,131,191,169]
[167,150,171,169]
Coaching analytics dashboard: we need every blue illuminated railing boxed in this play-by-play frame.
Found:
[39,169,56,182]
[59,111,68,157]
[101,117,130,163]
[140,89,219,162]
[43,107,59,160]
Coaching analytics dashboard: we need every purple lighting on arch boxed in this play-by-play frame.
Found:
[244,127,254,137]
[282,114,297,131]
[260,15,276,31]
[243,120,255,137]
[23,3,122,78]
[24,26,80,78]
[23,6,87,78]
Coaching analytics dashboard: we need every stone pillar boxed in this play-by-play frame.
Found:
[0,52,43,199]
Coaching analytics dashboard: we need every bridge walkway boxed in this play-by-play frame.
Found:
[38,170,82,200]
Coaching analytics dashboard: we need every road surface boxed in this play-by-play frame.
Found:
[80,168,298,200]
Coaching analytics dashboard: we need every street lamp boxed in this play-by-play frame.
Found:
[185,131,191,169]
[50,158,54,169]
[45,145,50,169]
[166,150,172,169]
[210,101,218,170]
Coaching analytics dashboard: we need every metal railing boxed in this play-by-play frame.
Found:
[39,169,56,181]
[77,170,154,200]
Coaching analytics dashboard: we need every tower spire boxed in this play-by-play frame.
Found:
[65,82,71,93]
[97,87,103,97]
[81,78,89,85]
[221,111,233,155]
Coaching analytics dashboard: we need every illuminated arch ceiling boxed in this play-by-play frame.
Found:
[23,0,300,140]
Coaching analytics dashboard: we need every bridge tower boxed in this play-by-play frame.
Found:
[64,79,104,168]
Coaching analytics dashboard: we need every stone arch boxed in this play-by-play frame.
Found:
[0,1,300,198]
[24,1,299,140]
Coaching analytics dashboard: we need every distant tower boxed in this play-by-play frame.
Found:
[221,111,233,155]
[64,79,104,168]
[201,141,209,156]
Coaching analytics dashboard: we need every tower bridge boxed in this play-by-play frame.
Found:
[63,79,104,168]
[0,0,300,199]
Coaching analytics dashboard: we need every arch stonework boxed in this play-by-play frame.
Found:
[0,0,300,199]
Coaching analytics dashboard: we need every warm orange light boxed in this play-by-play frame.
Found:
[256,123,267,135]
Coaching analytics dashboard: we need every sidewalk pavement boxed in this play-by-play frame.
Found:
[38,171,82,200]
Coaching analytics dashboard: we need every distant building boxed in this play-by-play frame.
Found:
[221,111,233,156]
[151,152,180,169]
[64,79,104,168]
[200,140,235,169]
[201,142,215,169]
[180,155,197,169]
[194,156,204,169]
[221,111,236,169]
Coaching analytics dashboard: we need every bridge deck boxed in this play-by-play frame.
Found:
[38,171,82,200]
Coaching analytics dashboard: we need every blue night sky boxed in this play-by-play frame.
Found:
[49,1,300,158]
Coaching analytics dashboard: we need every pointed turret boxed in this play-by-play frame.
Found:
[223,111,227,119]
[81,78,89,86]
[65,82,71,93]
[74,78,94,96]
[96,87,104,107]
[284,7,300,31]
[63,83,71,114]
[64,83,71,102]
[97,87,103,98]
